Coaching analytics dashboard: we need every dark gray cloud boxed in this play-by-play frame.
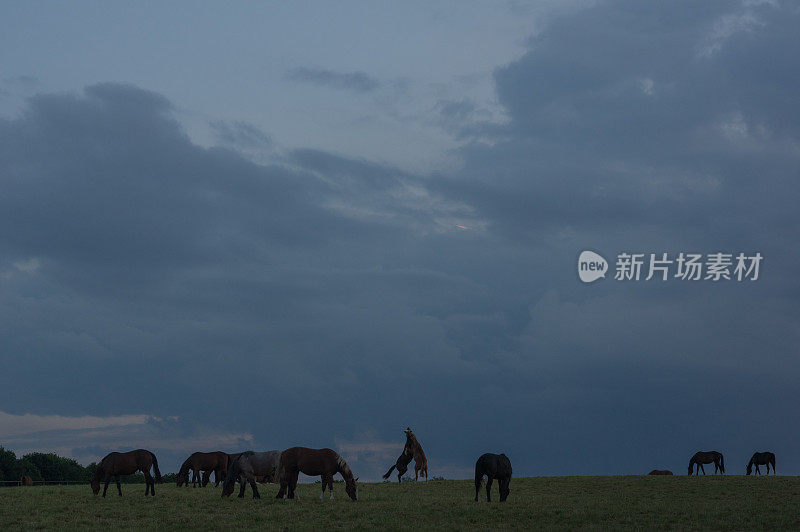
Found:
[2,1,800,479]
[211,120,272,149]
[285,67,381,93]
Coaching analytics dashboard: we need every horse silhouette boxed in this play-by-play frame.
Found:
[474,453,512,502]
[688,451,724,475]
[747,452,776,475]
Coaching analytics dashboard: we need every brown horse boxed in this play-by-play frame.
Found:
[20,475,34,486]
[177,451,228,487]
[275,447,358,501]
[648,470,673,475]
[91,449,162,497]
[404,428,428,481]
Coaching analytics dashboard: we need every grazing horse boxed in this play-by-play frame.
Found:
[474,453,512,502]
[91,449,162,497]
[688,451,725,475]
[275,447,358,501]
[221,451,281,499]
[177,451,229,487]
[747,452,776,475]
[404,428,428,481]
[382,450,413,483]
[20,475,34,486]
[648,470,674,475]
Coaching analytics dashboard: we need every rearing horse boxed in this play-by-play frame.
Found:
[688,450,724,475]
[747,452,776,475]
[404,428,428,481]
[91,449,162,496]
[275,447,358,501]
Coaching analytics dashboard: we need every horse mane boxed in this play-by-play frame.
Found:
[335,453,354,481]
[178,457,192,476]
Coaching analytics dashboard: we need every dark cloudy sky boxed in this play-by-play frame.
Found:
[1,1,798,480]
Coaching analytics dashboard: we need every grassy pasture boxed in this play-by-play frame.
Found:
[1,475,798,530]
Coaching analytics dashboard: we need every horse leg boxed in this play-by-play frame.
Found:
[289,471,299,500]
[485,477,493,502]
[700,463,706,475]
[146,471,154,496]
[320,475,327,500]
[474,473,482,502]
[102,476,110,497]
[250,477,260,499]
[238,474,246,498]
[116,475,122,496]
[329,475,334,500]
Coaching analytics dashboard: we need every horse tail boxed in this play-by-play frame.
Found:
[382,464,396,480]
[150,452,163,483]
[275,451,285,485]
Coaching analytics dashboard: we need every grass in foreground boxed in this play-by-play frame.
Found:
[1,476,799,530]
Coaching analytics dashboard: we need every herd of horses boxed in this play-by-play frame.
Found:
[85,435,778,503]
[646,450,777,477]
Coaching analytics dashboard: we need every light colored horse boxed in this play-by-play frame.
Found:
[221,450,280,498]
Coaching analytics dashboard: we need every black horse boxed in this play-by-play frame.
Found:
[474,453,512,502]
[747,452,776,475]
[382,450,413,483]
[688,451,724,475]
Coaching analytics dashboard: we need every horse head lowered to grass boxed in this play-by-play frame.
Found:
[275,447,358,501]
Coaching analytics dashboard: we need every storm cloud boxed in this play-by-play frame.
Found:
[1,1,799,479]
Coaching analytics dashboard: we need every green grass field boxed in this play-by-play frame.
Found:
[1,476,798,530]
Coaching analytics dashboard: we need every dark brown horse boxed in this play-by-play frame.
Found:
[404,428,428,481]
[275,447,358,501]
[177,451,228,487]
[648,470,673,475]
[91,449,162,497]
[20,475,34,486]
[688,451,724,475]
[747,452,776,475]
[382,449,413,483]
[474,453,512,502]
